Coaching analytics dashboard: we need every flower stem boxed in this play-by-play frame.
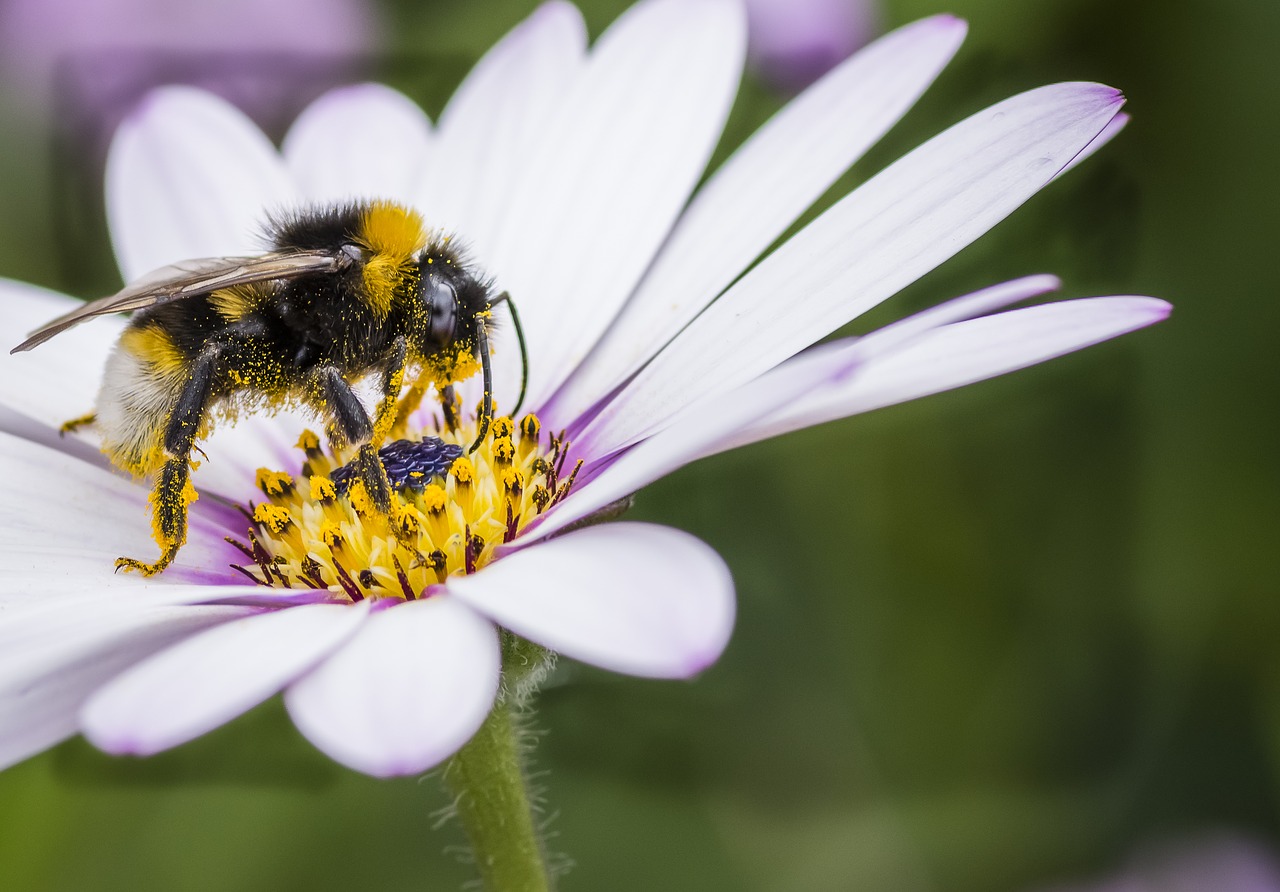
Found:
[445,669,552,890]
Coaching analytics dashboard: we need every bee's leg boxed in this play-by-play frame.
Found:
[390,377,428,438]
[59,412,97,436]
[116,346,219,576]
[439,384,460,433]
[369,336,408,449]
[315,365,393,514]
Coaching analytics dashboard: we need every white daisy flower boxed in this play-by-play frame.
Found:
[0,0,1168,779]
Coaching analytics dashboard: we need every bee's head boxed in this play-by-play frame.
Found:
[423,273,457,347]
[415,246,520,454]
[417,247,493,351]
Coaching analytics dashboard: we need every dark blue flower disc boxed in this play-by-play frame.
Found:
[330,437,463,494]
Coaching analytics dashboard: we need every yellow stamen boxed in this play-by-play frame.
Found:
[231,413,574,601]
[255,468,294,497]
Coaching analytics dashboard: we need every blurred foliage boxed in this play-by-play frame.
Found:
[0,0,1277,889]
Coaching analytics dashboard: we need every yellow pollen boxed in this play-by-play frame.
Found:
[348,479,374,515]
[392,504,421,537]
[422,484,447,514]
[255,468,293,497]
[451,457,475,486]
[253,503,292,534]
[502,467,525,494]
[493,436,515,464]
[320,521,345,549]
[491,416,515,440]
[309,476,336,502]
[231,414,580,602]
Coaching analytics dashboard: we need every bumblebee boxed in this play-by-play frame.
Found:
[11,199,525,576]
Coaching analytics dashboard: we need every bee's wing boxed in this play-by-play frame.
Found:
[10,250,348,353]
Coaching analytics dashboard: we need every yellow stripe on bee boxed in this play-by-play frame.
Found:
[209,285,259,321]
[119,324,186,378]
[357,201,428,318]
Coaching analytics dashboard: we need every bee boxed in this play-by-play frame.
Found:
[11,199,526,576]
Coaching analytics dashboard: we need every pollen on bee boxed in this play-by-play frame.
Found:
[229,412,575,601]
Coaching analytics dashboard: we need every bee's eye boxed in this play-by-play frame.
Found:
[426,279,457,346]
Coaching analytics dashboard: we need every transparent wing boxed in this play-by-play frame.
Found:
[11,250,348,353]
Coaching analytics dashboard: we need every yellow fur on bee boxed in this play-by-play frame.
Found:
[120,324,185,378]
[357,201,428,318]
[209,285,260,321]
[97,326,189,476]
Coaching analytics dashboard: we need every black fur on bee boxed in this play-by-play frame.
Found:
[12,199,528,576]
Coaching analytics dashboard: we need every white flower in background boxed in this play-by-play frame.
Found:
[1035,835,1280,892]
[0,0,377,107]
[744,0,879,90]
[0,0,1168,777]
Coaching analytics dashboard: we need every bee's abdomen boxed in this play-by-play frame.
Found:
[96,324,190,476]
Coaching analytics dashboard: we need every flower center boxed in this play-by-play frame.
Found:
[228,413,581,600]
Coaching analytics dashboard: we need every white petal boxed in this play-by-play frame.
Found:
[107,86,296,281]
[578,82,1126,456]
[417,1,588,412]
[81,602,368,756]
[283,84,433,204]
[0,431,239,587]
[516,350,855,546]
[546,15,968,424]
[718,295,1171,451]
[521,276,1064,543]
[451,523,734,679]
[186,406,317,501]
[419,0,586,246]
[285,597,500,776]
[0,603,250,771]
[0,279,122,431]
[0,279,310,499]
[485,0,747,412]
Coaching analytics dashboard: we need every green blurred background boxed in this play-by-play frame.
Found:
[0,0,1275,889]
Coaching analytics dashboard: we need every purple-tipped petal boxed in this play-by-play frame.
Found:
[1054,111,1130,180]
[720,295,1171,452]
[283,84,433,204]
[451,523,734,679]
[107,86,295,281]
[547,14,968,425]
[579,82,1126,456]
[523,276,1065,544]
[485,0,747,413]
[0,603,252,771]
[81,602,368,756]
[285,597,500,777]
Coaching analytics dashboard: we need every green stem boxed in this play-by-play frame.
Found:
[445,646,553,891]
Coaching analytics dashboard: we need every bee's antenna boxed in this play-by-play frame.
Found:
[491,291,529,416]
[468,321,494,454]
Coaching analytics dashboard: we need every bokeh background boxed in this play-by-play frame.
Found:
[0,0,1275,889]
